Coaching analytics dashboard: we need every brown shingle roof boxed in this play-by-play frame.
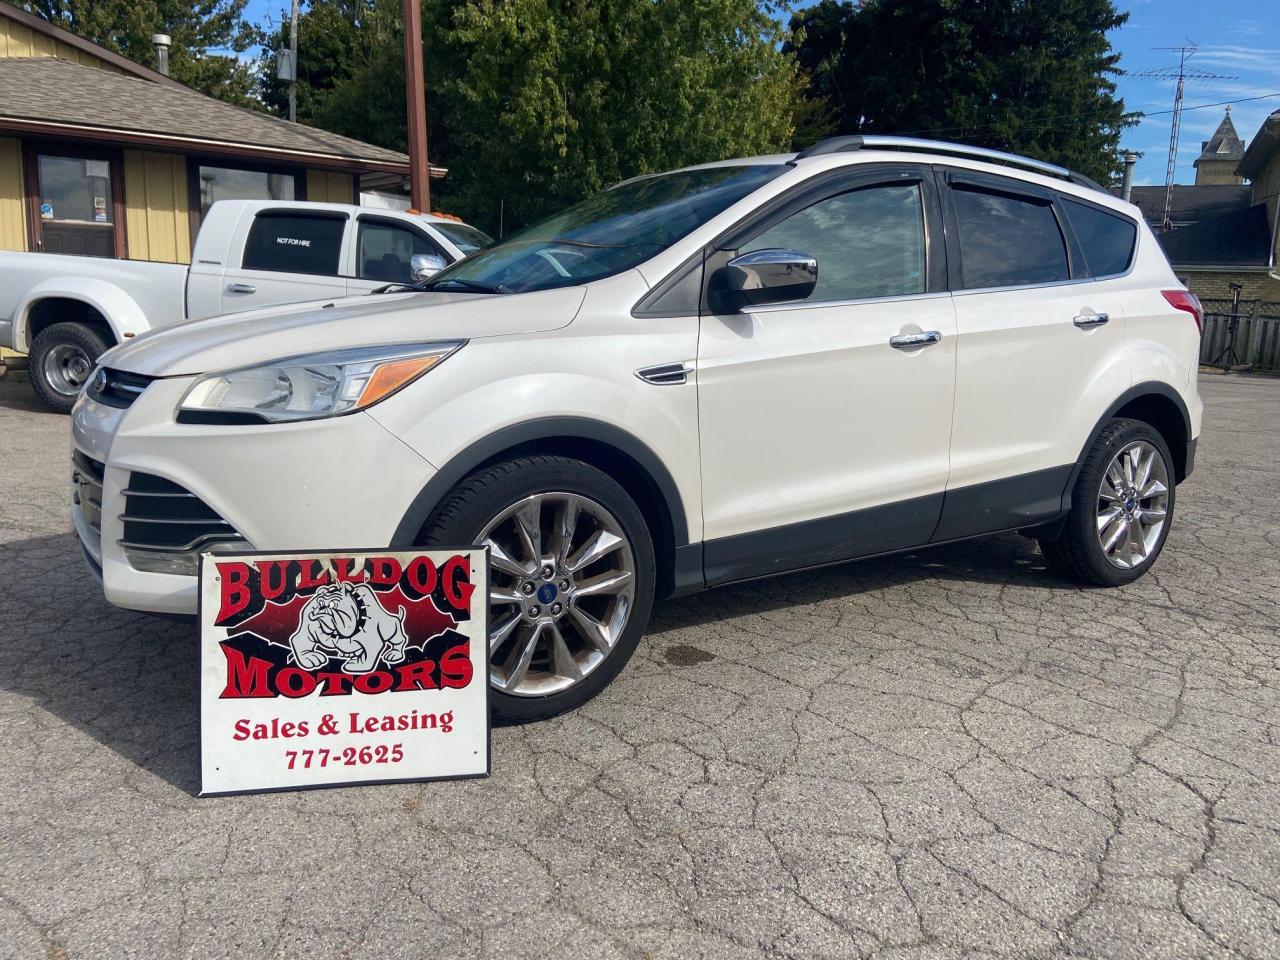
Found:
[0,57,414,173]
[1125,185,1252,225]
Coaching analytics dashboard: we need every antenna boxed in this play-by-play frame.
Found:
[1131,41,1238,231]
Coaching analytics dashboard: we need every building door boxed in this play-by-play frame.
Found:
[26,146,124,258]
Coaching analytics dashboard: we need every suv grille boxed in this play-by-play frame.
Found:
[87,368,155,409]
[120,472,246,575]
[71,450,105,533]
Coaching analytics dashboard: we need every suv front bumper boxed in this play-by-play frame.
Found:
[71,375,437,616]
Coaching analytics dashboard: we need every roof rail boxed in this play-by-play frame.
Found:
[791,135,1106,192]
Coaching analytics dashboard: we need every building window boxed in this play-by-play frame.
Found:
[197,164,296,217]
[28,149,122,258]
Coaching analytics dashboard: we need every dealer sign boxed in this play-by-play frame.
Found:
[198,548,489,796]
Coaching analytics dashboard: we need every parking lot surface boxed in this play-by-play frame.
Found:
[1,374,1277,960]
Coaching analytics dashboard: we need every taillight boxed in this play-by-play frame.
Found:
[1162,289,1203,334]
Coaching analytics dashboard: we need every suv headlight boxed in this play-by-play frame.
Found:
[178,342,463,423]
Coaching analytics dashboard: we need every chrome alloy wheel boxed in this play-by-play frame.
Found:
[43,343,94,397]
[1096,440,1170,570]
[480,492,635,697]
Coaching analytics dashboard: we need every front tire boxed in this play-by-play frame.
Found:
[29,322,109,413]
[1039,417,1176,586]
[418,455,656,724]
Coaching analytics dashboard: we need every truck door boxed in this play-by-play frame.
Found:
[219,209,350,314]
[345,215,453,296]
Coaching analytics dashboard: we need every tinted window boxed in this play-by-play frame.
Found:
[951,185,1069,288]
[742,183,926,302]
[242,214,344,276]
[358,221,445,282]
[1061,198,1136,277]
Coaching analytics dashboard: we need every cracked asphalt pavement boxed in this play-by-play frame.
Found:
[2,374,1278,959]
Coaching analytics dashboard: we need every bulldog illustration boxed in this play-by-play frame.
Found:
[289,581,408,675]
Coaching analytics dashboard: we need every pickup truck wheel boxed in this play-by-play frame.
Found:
[417,455,656,724]
[1038,418,1176,586]
[30,323,110,414]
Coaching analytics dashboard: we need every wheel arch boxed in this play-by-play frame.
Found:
[1067,382,1192,497]
[390,418,700,599]
[15,279,146,352]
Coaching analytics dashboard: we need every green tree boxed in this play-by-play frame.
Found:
[258,0,802,232]
[788,0,1131,185]
[258,0,402,122]
[440,0,801,230]
[8,0,264,105]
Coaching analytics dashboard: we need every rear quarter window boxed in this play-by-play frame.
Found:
[242,213,345,276]
[1061,198,1137,277]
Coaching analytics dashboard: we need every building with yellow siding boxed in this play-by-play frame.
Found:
[0,4,439,285]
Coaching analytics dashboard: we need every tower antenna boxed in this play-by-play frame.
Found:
[1131,41,1237,231]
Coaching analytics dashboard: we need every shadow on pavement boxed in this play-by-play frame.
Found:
[0,526,1063,795]
[0,378,59,416]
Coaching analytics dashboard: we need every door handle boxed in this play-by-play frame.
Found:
[1073,312,1110,328]
[889,330,942,349]
[226,283,257,294]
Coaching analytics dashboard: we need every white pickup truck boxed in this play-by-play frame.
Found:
[0,199,491,411]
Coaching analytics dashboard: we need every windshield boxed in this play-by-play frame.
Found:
[433,220,493,254]
[424,164,784,294]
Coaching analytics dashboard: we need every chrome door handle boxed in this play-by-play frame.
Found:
[889,330,942,349]
[1073,312,1110,328]
[226,283,257,294]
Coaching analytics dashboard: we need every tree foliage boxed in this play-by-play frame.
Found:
[788,0,1131,184]
[259,0,802,232]
[9,0,263,105]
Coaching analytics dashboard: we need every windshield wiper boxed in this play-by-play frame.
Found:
[371,280,431,294]
[420,277,508,294]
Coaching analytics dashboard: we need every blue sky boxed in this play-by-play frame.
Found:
[242,0,1279,186]
[1109,0,1279,185]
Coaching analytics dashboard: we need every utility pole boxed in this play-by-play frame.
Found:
[1132,42,1235,231]
[403,0,431,213]
[288,0,299,123]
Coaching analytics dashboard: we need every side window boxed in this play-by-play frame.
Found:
[357,221,445,283]
[741,183,926,302]
[1061,198,1136,277]
[241,214,345,276]
[950,184,1069,289]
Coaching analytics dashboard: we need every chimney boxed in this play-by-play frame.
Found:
[1121,152,1138,202]
[152,34,171,76]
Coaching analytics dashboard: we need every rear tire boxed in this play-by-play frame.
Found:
[1038,417,1176,586]
[29,322,109,414]
[418,455,656,724]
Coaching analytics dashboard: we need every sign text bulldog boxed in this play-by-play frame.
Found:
[198,548,489,796]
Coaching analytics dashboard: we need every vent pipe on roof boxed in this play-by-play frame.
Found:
[152,34,171,76]
[1121,152,1138,202]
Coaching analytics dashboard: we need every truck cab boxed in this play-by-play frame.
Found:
[0,199,492,411]
[187,200,493,317]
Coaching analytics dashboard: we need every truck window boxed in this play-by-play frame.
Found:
[357,220,446,283]
[242,213,344,276]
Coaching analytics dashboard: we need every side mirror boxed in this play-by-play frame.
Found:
[712,248,817,312]
[410,252,449,282]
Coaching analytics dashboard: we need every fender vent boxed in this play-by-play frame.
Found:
[635,362,692,385]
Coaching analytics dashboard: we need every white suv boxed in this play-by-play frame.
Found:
[72,137,1204,723]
